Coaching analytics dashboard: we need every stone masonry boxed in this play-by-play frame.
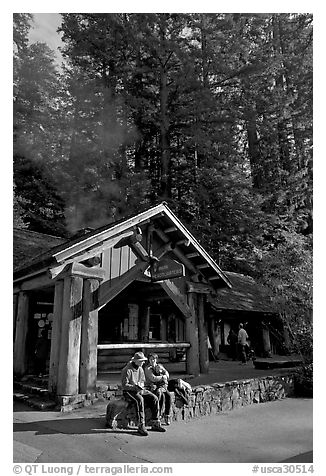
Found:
[105,374,295,429]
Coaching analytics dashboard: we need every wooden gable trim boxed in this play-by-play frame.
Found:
[52,204,166,263]
[54,230,135,266]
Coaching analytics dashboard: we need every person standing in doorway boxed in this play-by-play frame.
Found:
[238,323,249,365]
[121,351,166,436]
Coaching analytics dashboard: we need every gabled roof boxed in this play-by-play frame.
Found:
[13,203,232,288]
[210,271,277,314]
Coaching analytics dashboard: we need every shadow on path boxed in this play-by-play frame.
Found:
[13,417,143,437]
[280,450,313,463]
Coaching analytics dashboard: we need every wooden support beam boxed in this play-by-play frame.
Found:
[57,276,83,396]
[173,247,201,276]
[135,274,152,283]
[153,242,173,260]
[176,239,191,246]
[164,226,178,233]
[13,292,29,375]
[197,263,210,269]
[154,212,232,288]
[80,256,101,267]
[153,227,201,277]
[50,262,106,281]
[113,229,142,249]
[186,252,200,259]
[79,278,100,394]
[159,280,195,320]
[146,223,155,255]
[48,280,64,394]
[98,261,149,309]
[185,292,200,376]
[153,226,170,244]
[186,281,214,294]
[198,293,209,373]
[129,241,150,262]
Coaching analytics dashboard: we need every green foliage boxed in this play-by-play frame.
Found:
[241,229,313,361]
[294,363,313,397]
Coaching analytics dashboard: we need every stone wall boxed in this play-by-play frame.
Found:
[105,374,295,428]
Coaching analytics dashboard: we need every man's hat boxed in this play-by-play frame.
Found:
[131,351,147,361]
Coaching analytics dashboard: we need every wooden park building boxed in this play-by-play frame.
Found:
[13,202,280,401]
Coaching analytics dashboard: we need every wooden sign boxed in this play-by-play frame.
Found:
[151,258,185,282]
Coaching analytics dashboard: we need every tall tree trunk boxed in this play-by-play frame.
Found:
[159,17,171,198]
[245,105,265,189]
[272,16,292,177]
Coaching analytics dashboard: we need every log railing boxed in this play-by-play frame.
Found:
[97,342,190,350]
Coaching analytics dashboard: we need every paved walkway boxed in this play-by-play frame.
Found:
[13,397,312,463]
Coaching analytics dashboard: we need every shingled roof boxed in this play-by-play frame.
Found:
[211,271,277,314]
[13,228,65,272]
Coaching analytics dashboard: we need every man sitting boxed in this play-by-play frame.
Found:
[121,351,166,436]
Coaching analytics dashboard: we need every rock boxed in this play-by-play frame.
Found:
[106,398,129,428]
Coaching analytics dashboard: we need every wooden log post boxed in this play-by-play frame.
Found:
[185,292,200,376]
[13,291,29,375]
[208,317,220,359]
[79,278,100,394]
[57,275,83,396]
[139,305,150,342]
[48,280,64,394]
[198,293,209,373]
[13,293,18,341]
[262,327,272,357]
[283,325,291,352]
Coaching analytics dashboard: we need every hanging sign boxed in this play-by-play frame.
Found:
[151,258,185,282]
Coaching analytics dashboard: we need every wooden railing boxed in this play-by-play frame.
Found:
[97,342,190,350]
